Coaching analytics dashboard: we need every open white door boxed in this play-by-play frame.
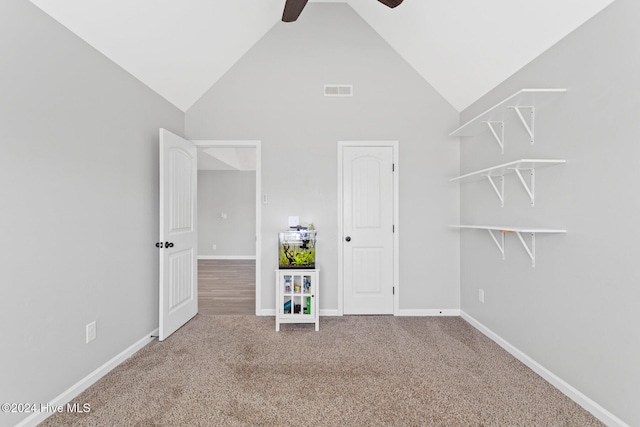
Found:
[159,129,198,341]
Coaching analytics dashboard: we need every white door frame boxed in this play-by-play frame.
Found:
[193,140,262,316]
[337,141,399,316]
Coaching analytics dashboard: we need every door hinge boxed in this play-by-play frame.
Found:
[392,163,395,172]
[392,225,395,233]
[393,286,395,295]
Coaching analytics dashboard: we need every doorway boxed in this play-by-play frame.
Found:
[198,259,255,315]
[194,140,262,316]
[338,141,399,315]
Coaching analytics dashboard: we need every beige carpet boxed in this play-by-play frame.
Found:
[40,316,603,426]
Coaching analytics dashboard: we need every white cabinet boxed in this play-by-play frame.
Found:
[275,269,319,331]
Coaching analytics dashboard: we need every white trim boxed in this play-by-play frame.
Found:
[258,309,275,316]
[337,144,344,315]
[192,140,262,317]
[16,329,158,427]
[192,139,260,148]
[255,142,262,317]
[392,145,400,315]
[461,311,629,427]
[397,309,461,316]
[320,309,339,316]
[337,141,400,316]
[197,255,256,260]
[259,309,339,317]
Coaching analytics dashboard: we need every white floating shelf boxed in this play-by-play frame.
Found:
[451,225,566,267]
[450,159,565,207]
[452,225,566,234]
[449,88,566,153]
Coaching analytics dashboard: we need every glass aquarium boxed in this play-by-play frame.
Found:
[278,229,317,269]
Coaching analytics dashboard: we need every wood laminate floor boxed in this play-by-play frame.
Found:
[198,259,255,316]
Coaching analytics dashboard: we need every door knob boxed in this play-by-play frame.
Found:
[345,236,351,242]
[165,242,174,248]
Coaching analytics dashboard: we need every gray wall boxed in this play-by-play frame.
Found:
[458,0,639,425]
[185,3,460,314]
[0,1,184,426]
[198,170,256,257]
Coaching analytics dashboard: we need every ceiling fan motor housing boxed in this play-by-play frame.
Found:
[282,0,403,23]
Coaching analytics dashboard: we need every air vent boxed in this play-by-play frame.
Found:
[324,85,353,97]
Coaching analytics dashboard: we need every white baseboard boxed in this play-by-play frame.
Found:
[16,329,158,427]
[256,309,339,317]
[198,255,256,260]
[397,309,460,316]
[258,309,461,317]
[460,311,628,427]
[320,309,339,316]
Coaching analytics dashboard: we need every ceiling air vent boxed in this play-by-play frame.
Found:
[324,85,353,97]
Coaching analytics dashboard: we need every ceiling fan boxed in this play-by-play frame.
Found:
[282,0,403,23]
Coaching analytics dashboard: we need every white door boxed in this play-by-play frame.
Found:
[159,129,198,341]
[342,146,394,314]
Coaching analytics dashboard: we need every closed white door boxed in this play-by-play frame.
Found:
[342,146,394,314]
[159,129,198,341]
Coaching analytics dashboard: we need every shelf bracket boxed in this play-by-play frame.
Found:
[487,229,505,260]
[515,231,536,267]
[482,121,504,154]
[453,225,565,268]
[507,106,535,144]
[509,167,536,206]
[485,174,504,207]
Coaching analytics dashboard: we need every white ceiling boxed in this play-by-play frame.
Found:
[29,0,615,112]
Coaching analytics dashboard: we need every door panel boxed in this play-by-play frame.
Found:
[159,129,198,341]
[353,247,383,294]
[168,248,195,313]
[343,146,394,314]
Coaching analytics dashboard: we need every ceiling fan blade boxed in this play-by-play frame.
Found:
[377,0,403,8]
[282,0,309,22]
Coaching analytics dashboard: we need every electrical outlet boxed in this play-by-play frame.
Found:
[478,289,485,304]
[86,321,96,343]
[212,244,216,250]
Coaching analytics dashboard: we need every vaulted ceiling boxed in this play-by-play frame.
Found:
[29,0,615,112]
